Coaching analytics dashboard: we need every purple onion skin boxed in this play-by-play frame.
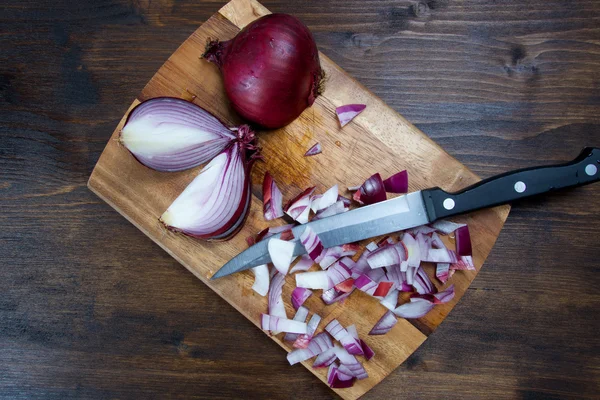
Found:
[204,14,323,129]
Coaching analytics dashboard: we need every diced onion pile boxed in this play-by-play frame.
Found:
[249,169,473,389]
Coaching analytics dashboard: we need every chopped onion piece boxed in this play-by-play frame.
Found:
[369,310,398,335]
[338,362,368,380]
[377,235,396,247]
[291,287,313,310]
[353,173,386,205]
[380,288,399,310]
[424,248,459,263]
[313,347,336,368]
[294,313,321,348]
[268,238,296,275]
[300,226,324,262]
[250,264,269,296]
[336,104,366,127]
[304,142,322,157]
[283,306,310,342]
[412,266,436,295]
[326,261,352,286]
[360,339,375,361]
[351,250,372,278]
[410,225,437,235]
[286,332,333,365]
[383,170,408,193]
[262,172,284,220]
[373,281,394,298]
[401,233,421,268]
[436,263,450,283]
[312,200,348,220]
[337,195,352,207]
[268,273,287,328]
[296,271,331,290]
[365,242,378,252]
[327,363,338,385]
[451,255,475,270]
[330,372,356,388]
[432,220,465,234]
[325,319,348,341]
[416,232,432,257]
[261,314,307,334]
[367,243,407,269]
[434,284,455,304]
[284,187,316,224]
[394,298,434,319]
[334,278,355,293]
[289,254,314,274]
[311,185,338,212]
[322,287,355,305]
[333,344,358,365]
[354,274,377,295]
[431,232,446,249]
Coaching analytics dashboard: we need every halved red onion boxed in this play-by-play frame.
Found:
[394,298,434,319]
[287,332,333,365]
[268,273,287,320]
[373,281,394,298]
[313,347,337,368]
[451,255,475,270]
[283,306,309,342]
[383,170,408,194]
[336,104,366,127]
[268,238,296,275]
[455,225,472,256]
[380,289,399,310]
[436,263,450,283]
[300,226,324,262]
[311,185,339,212]
[262,171,284,221]
[294,312,322,348]
[360,339,375,361]
[284,187,316,224]
[353,173,386,205]
[413,266,436,295]
[369,310,398,335]
[120,97,240,172]
[304,142,322,157]
[432,220,465,234]
[250,264,270,296]
[367,243,407,269]
[312,200,348,221]
[160,142,259,240]
[433,284,455,304]
[289,254,314,274]
[261,314,307,334]
[291,287,313,310]
[296,271,331,290]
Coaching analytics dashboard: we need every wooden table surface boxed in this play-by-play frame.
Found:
[1,1,599,399]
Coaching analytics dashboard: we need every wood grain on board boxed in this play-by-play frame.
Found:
[87,0,509,398]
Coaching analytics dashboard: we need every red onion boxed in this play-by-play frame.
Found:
[436,263,450,283]
[160,136,260,240]
[295,313,322,348]
[432,220,465,234]
[120,97,245,172]
[287,332,333,365]
[263,172,284,221]
[310,185,339,212]
[305,142,322,157]
[295,271,330,290]
[369,310,398,335]
[433,284,455,304]
[383,170,409,193]
[355,274,377,295]
[313,347,336,368]
[451,255,475,270]
[336,104,366,127]
[353,173,386,205]
[312,201,348,220]
[455,225,473,256]
[321,286,355,305]
[203,14,323,129]
[367,243,407,269]
[373,281,394,297]
[334,278,355,293]
[380,288,399,310]
[268,272,287,321]
[412,266,436,295]
[359,339,375,361]
[299,226,325,262]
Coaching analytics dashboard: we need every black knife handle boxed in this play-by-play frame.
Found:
[422,147,600,221]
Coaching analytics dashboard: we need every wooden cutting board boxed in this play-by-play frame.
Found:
[88,0,510,398]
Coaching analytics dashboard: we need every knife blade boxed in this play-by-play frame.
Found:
[212,146,600,279]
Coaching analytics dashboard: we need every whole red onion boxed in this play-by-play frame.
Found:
[203,13,323,129]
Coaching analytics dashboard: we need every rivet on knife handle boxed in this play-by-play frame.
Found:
[422,147,600,221]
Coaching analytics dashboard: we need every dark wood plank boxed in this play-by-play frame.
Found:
[1,0,599,399]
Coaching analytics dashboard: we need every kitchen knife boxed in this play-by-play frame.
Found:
[212,147,599,279]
